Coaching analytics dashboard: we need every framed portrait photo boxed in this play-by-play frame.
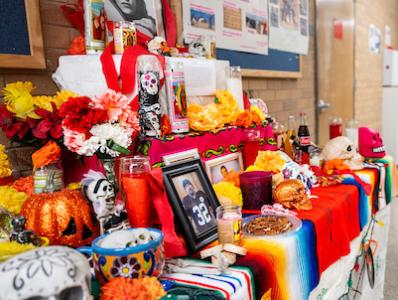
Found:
[162,159,220,252]
[105,0,165,38]
[205,153,244,184]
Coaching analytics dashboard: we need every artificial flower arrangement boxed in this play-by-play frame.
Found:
[0,81,77,145]
[187,90,267,132]
[0,145,12,180]
[60,89,140,158]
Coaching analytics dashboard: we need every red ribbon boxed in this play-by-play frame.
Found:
[147,168,187,258]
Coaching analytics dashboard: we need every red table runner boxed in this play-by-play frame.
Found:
[296,185,361,273]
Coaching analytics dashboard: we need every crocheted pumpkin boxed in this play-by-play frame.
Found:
[21,189,99,247]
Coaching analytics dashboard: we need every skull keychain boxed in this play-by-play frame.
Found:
[82,170,129,234]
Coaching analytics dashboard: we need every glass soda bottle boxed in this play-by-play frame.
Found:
[297,112,311,164]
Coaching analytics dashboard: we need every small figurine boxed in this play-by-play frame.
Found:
[82,170,129,234]
[10,216,41,246]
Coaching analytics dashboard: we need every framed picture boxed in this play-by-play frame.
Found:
[0,0,45,69]
[105,0,165,38]
[205,153,244,184]
[163,149,200,166]
[162,159,220,252]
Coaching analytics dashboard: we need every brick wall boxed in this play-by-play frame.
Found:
[0,0,316,145]
[354,0,398,130]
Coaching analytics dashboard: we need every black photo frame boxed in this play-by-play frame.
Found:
[162,159,220,253]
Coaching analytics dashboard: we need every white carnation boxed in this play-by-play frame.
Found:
[88,123,133,157]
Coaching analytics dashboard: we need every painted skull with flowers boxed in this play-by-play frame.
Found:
[60,89,139,158]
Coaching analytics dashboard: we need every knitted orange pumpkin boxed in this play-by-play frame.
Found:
[21,189,99,247]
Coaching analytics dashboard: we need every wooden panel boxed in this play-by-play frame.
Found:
[316,0,354,145]
[0,0,46,69]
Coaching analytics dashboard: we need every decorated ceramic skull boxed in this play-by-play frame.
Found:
[188,41,207,58]
[140,72,159,95]
[322,136,364,170]
[273,179,312,211]
[0,246,92,300]
[358,127,386,158]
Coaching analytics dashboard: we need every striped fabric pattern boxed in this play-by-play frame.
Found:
[161,259,255,300]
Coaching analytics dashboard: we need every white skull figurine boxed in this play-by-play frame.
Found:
[81,170,115,219]
[0,246,92,300]
[140,72,159,95]
[322,136,364,170]
[134,228,152,245]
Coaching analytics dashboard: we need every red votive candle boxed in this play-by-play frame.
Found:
[239,171,273,210]
[120,156,152,227]
[242,129,261,168]
[329,117,343,139]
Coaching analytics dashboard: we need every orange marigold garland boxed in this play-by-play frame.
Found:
[100,277,166,300]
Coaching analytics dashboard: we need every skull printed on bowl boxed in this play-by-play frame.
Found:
[140,72,159,95]
[358,127,386,158]
[0,246,92,300]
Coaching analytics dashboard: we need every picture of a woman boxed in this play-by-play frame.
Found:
[106,0,157,37]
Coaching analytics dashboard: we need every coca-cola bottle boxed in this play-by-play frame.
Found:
[296,112,311,164]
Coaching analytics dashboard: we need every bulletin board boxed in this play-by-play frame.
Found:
[0,0,46,69]
[170,0,302,78]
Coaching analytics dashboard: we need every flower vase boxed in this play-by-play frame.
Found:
[100,158,119,193]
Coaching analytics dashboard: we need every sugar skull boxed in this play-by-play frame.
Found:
[140,72,159,95]
[322,136,364,170]
[0,246,92,300]
[358,127,386,158]
[273,179,312,211]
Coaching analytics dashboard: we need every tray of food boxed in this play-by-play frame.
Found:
[243,213,302,237]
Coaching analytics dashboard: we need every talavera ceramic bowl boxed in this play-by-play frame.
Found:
[79,228,164,284]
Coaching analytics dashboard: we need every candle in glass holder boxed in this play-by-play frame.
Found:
[329,117,343,139]
[242,128,261,168]
[240,171,273,210]
[216,205,242,244]
[120,156,152,227]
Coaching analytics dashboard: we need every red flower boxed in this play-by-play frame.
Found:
[59,96,109,133]
[0,104,35,140]
[32,104,63,139]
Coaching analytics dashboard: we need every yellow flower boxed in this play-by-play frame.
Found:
[215,90,239,125]
[0,186,28,214]
[52,90,79,108]
[252,151,286,174]
[213,181,243,207]
[250,105,265,121]
[0,145,12,179]
[0,241,37,260]
[2,82,39,119]
[33,96,54,112]
[245,165,264,172]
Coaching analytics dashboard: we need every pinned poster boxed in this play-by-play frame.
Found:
[182,0,269,55]
[268,0,309,54]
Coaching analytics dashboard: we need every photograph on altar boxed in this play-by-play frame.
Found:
[104,0,164,37]
[205,153,244,184]
[163,159,219,252]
